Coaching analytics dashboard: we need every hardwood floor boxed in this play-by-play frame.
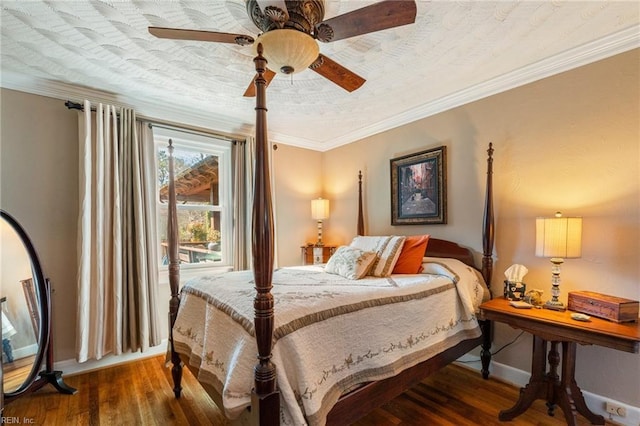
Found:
[2,355,616,425]
[3,355,36,392]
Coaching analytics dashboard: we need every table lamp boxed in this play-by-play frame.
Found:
[535,212,582,311]
[311,198,329,246]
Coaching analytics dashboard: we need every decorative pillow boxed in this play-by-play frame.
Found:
[324,246,377,280]
[350,235,406,277]
[392,235,430,274]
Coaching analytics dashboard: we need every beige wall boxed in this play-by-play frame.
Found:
[322,49,640,406]
[1,89,79,361]
[271,143,323,266]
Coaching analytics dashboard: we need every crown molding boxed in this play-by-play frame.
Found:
[320,25,640,152]
[2,25,638,152]
[0,74,254,139]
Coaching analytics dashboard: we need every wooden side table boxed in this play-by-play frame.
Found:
[479,298,640,426]
[300,245,335,265]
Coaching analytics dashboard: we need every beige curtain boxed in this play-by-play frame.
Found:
[232,136,255,270]
[76,100,160,362]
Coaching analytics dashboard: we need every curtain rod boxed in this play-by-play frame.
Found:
[148,122,239,143]
[64,100,242,143]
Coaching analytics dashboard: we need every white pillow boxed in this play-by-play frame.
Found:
[324,246,377,280]
[350,235,406,277]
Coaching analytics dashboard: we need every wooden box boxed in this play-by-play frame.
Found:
[568,291,639,323]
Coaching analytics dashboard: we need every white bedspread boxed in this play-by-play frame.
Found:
[172,258,487,425]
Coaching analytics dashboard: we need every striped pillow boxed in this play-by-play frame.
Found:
[350,236,406,277]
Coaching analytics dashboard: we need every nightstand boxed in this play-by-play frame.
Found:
[479,298,640,425]
[300,245,335,265]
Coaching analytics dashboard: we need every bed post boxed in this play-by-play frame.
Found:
[250,43,280,426]
[357,170,365,236]
[167,139,183,397]
[480,143,494,379]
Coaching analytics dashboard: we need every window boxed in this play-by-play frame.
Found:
[152,127,232,270]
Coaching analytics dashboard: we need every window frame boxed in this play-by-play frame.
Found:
[152,127,233,272]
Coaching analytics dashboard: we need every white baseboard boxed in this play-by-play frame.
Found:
[54,340,168,377]
[3,343,38,363]
[456,355,640,426]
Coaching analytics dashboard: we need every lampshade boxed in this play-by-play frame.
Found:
[311,198,330,220]
[253,29,319,75]
[535,213,582,259]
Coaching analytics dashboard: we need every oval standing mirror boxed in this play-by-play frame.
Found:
[1,210,47,399]
[1,209,76,404]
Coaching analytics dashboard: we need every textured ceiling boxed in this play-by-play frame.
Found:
[1,1,638,151]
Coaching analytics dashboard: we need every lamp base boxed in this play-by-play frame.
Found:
[543,300,566,312]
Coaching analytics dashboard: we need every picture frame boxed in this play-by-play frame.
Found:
[390,146,447,225]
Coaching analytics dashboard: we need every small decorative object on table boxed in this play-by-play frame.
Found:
[503,264,528,301]
[506,282,526,301]
[524,289,545,307]
[570,313,591,322]
[568,291,639,323]
[509,301,533,309]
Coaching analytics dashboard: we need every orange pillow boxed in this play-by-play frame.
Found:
[392,235,430,274]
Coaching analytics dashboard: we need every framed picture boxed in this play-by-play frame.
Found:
[390,146,447,225]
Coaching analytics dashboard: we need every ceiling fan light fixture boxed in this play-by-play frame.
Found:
[254,29,319,75]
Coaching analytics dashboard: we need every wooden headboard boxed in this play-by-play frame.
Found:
[425,238,476,268]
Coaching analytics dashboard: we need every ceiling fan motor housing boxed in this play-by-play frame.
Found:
[247,0,326,34]
[248,0,325,74]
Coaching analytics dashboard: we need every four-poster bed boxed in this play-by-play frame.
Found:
[165,45,494,425]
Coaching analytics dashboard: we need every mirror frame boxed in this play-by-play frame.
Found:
[1,209,49,399]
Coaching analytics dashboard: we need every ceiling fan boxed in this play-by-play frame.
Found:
[148,0,417,97]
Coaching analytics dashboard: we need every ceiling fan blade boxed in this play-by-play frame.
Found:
[148,27,254,46]
[315,0,417,43]
[310,54,365,93]
[243,68,277,97]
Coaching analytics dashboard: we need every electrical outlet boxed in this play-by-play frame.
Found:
[605,401,627,417]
